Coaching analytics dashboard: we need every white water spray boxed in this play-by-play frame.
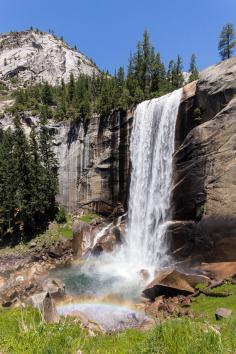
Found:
[125,88,182,271]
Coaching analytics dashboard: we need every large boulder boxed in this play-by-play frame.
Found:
[29,291,60,323]
[143,268,210,301]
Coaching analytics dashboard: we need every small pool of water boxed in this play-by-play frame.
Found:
[57,302,146,331]
[50,260,145,301]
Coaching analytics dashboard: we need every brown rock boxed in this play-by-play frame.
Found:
[42,278,66,298]
[29,292,60,323]
[143,268,210,301]
[92,226,123,255]
[72,221,91,258]
[215,308,232,320]
[198,262,236,280]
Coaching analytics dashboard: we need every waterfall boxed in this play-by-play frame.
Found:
[125,88,182,271]
[70,89,182,299]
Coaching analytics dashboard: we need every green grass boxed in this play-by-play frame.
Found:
[79,213,99,223]
[1,304,236,354]
[58,224,73,239]
[0,308,85,354]
[191,282,236,321]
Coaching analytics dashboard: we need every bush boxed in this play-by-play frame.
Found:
[55,206,67,224]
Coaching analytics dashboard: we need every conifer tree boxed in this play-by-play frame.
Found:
[12,116,32,237]
[41,82,53,105]
[189,54,199,82]
[68,73,75,103]
[39,116,58,217]
[218,23,236,60]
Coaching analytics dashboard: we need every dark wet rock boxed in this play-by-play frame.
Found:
[215,308,232,320]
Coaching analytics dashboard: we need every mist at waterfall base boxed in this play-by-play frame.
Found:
[52,89,182,301]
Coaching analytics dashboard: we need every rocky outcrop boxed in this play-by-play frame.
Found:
[171,57,236,264]
[55,111,133,212]
[29,292,60,323]
[0,30,98,88]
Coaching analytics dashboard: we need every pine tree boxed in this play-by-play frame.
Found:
[171,55,184,89]
[39,116,58,217]
[218,23,236,60]
[12,116,32,238]
[0,128,16,239]
[28,126,47,228]
[189,54,199,82]
[151,53,166,94]
[68,73,75,103]
[41,82,53,105]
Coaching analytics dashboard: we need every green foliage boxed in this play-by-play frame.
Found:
[79,213,99,223]
[9,30,186,120]
[218,23,236,60]
[196,202,205,220]
[189,54,199,82]
[0,117,58,243]
[55,206,67,224]
[193,107,203,123]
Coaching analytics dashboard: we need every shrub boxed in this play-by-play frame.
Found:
[55,206,67,224]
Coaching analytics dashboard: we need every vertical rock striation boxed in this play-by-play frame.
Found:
[54,111,133,213]
[170,57,236,264]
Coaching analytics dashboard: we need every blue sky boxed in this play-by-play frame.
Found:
[1,0,235,73]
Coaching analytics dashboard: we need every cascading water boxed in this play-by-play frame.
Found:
[52,89,182,300]
[125,88,182,271]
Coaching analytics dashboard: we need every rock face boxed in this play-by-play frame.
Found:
[171,57,236,264]
[54,111,132,212]
[0,29,98,88]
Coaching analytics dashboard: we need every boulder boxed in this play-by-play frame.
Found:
[143,268,210,300]
[215,308,232,320]
[42,278,66,298]
[92,226,123,255]
[72,221,91,258]
[29,292,60,323]
[197,262,236,280]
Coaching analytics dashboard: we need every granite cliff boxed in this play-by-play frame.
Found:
[170,57,236,264]
[0,29,98,88]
